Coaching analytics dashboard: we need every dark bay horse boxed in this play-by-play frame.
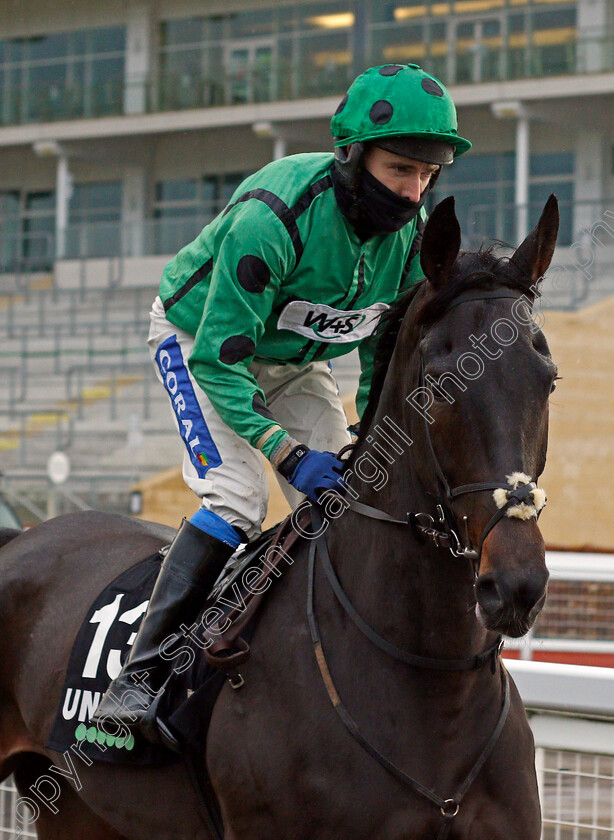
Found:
[0,195,559,840]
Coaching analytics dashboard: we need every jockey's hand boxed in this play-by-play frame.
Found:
[277,445,345,502]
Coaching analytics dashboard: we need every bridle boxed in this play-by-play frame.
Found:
[341,289,546,573]
[307,288,548,837]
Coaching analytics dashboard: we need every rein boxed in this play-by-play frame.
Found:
[307,506,510,839]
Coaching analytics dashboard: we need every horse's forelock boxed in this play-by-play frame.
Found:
[415,247,537,326]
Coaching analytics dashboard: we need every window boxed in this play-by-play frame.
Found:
[0,26,125,126]
[442,152,516,247]
[529,152,574,245]
[67,181,122,258]
[159,3,353,109]
[153,173,250,255]
[440,151,575,248]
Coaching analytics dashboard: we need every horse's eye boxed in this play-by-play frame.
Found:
[550,376,561,394]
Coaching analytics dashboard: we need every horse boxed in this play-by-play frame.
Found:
[0,194,559,840]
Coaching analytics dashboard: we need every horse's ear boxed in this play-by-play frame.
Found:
[420,196,461,288]
[510,194,559,287]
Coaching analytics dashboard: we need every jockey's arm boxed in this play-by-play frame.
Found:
[187,202,296,465]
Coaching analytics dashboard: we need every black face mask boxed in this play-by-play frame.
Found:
[332,165,429,240]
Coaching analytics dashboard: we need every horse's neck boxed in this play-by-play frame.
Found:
[328,399,490,663]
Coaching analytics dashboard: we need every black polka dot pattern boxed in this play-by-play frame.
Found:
[220,335,256,365]
[334,94,348,116]
[379,65,403,76]
[422,78,444,97]
[237,254,270,293]
[369,100,394,125]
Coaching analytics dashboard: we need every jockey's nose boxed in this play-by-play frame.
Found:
[401,174,424,203]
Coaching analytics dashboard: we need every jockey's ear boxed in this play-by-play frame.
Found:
[511,193,559,285]
[420,196,461,288]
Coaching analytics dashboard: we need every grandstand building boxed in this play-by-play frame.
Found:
[1,0,613,546]
[0,0,612,276]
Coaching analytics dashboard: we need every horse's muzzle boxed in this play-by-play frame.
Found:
[475,567,549,638]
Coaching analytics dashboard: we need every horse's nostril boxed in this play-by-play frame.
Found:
[516,568,549,612]
[475,575,504,617]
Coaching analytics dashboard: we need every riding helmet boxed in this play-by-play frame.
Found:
[331,64,472,188]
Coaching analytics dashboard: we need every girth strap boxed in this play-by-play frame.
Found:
[306,527,511,837]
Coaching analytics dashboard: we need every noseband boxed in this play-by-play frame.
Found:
[343,289,546,571]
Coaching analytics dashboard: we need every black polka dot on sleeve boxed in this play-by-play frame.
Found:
[237,254,271,293]
[219,335,256,365]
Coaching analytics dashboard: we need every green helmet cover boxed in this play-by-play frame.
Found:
[331,64,471,158]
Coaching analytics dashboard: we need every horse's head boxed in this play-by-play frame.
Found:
[369,196,559,638]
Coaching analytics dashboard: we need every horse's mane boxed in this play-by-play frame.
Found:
[355,246,539,442]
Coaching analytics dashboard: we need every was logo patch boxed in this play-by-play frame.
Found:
[277,300,389,343]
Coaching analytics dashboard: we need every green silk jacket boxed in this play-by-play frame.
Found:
[159,153,425,460]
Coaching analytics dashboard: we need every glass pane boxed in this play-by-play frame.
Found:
[26,62,68,121]
[5,39,24,63]
[88,27,126,54]
[254,46,274,102]
[372,22,425,63]
[228,47,250,104]
[220,173,247,206]
[155,179,198,203]
[90,57,124,115]
[0,191,21,271]
[23,192,55,270]
[530,151,575,177]
[200,177,218,211]
[28,33,68,61]
[71,182,122,217]
[229,9,274,38]
[299,2,354,32]
[160,48,204,110]
[296,29,351,98]
[533,8,576,30]
[0,191,19,217]
[152,208,201,255]
[26,191,55,213]
[161,17,203,48]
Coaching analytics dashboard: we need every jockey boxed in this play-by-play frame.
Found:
[94,63,471,727]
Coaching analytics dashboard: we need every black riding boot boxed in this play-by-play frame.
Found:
[92,519,235,726]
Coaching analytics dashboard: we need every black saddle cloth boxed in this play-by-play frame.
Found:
[46,524,280,767]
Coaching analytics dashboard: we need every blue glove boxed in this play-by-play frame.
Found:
[278,445,344,502]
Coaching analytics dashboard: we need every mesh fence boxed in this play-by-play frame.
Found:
[0,779,36,839]
[541,749,614,839]
[2,747,613,838]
